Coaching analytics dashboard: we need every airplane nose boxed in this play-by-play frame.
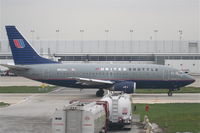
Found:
[186,75,195,84]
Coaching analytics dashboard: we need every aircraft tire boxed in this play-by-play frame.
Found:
[168,90,173,96]
[96,89,104,97]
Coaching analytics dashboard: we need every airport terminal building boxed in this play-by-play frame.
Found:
[0,40,200,74]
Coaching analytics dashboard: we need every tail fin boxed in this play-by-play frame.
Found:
[5,26,58,65]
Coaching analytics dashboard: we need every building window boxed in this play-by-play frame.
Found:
[74,56,81,61]
[99,56,106,61]
[123,68,127,71]
[124,56,131,61]
[89,56,99,61]
[116,56,123,61]
[107,56,115,61]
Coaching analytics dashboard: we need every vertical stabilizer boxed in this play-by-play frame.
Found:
[5,26,58,65]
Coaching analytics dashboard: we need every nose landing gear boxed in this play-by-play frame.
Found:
[96,89,104,97]
[168,88,180,96]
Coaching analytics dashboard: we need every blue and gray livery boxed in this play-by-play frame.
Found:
[1,26,195,97]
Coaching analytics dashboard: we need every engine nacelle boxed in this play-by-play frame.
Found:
[112,81,136,94]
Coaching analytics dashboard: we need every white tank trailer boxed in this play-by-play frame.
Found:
[101,93,132,129]
[52,101,109,133]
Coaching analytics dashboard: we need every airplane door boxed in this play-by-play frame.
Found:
[109,70,113,79]
[164,69,169,80]
[43,68,49,79]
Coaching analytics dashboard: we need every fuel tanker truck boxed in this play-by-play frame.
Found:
[52,93,132,133]
[52,101,109,133]
[101,93,132,129]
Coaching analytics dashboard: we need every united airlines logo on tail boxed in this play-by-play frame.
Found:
[13,39,25,48]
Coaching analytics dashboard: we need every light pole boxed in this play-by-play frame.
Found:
[178,30,183,53]
[0,0,2,40]
[80,29,84,53]
[130,29,134,53]
[0,40,1,53]
[130,29,133,41]
[80,29,84,40]
[56,28,60,53]
[56,29,60,40]
[178,30,183,40]
[105,29,109,53]
[30,30,35,40]
[30,30,35,52]
[105,29,109,41]
[154,30,158,53]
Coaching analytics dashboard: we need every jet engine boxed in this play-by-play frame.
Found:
[112,81,136,94]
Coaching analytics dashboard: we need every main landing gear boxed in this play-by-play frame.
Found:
[168,89,173,96]
[96,89,104,97]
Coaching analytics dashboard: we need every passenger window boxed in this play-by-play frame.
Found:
[129,68,131,71]
[123,68,127,71]
[133,68,136,71]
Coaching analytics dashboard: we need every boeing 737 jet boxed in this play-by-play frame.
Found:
[1,26,195,96]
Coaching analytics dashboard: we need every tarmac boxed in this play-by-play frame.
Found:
[0,88,145,133]
[0,76,200,133]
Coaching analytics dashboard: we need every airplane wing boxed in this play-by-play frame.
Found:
[70,77,114,86]
[0,64,29,71]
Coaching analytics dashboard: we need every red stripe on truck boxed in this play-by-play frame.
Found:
[83,124,92,126]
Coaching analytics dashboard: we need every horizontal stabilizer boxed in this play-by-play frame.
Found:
[0,64,29,71]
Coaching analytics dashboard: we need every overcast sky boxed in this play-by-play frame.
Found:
[0,0,199,40]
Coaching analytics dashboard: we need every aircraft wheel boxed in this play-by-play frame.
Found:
[168,90,173,96]
[96,89,104,97]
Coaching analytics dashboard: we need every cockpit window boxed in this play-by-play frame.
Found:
[177,71,184,75]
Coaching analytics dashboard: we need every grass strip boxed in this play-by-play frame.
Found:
[133,103,200,133]
[136,87,200,93]
[0,86,55,93]
[0,102,10,107]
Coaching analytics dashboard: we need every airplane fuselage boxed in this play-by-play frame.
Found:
[13,63,194,89]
